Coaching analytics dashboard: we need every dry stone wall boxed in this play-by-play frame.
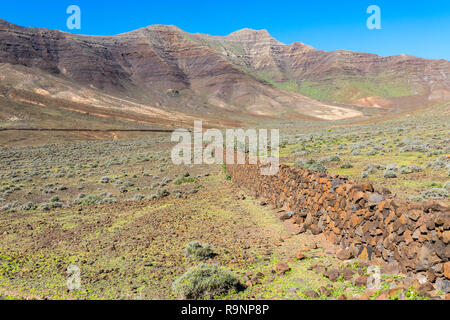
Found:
[226,162,450,282]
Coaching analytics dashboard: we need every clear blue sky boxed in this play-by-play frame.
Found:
[1,0,449,60]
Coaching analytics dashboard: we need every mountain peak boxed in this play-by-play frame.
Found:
[225,28,280,43]
[289,41,316,51]
[124,24,183,35]
[230,28,270,35]
[144,24,183,32]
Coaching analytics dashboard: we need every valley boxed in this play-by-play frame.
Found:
[0,19,448,301]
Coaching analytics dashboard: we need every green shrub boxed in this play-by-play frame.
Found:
[172,264,240,299]
[421,188,448,200]
[184,241,215,261]
[383,169,397,178]
[425,181,443,188]
[444,181,450,192]
[174,177,196,185]
[99,176,110,184]
[340,162,353,169]
[51,201,63,208]
[306,162,327,173]
[21,202,36,211]
[75,194,102,205]
[157,188,170,198]
[40,203,50,211]
[132,194,145,201]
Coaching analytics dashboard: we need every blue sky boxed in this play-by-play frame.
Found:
[1,0,449,60]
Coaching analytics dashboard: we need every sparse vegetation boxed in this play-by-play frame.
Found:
[173,176,196,185]
[0,99,448,301]
[172,264,240,299]
[184,241,215,261]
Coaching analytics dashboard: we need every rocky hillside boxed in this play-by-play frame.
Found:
[0,19,449,129]
[193,28,450,108]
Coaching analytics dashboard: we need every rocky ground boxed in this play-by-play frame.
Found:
[280,101,450,201]
[0,102,448,300]
[0,171,445,300]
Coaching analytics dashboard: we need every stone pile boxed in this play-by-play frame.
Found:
[226,162,449,289]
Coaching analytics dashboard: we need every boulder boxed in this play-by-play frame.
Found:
[354,276,369,287]
[324,268,342,282]
[435,277,450,294]
[274,262,291,275]
[337,249,352,260]
[302,290,319,298]
[444,262,450,279]
[368,192,385,204]
[343,268,355,281]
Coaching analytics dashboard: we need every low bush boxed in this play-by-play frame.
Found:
[174,176,196,185]
[184,241,215,261]
[399,166,413,175]
[99,176,110,184]
[132,194,145,201]
[421,188,448,200]
[40,203,50,211]
[340,162,353,169]
[383,169,397,179]
[172,264,240,299]
[51,202,63,209]
[297,159,327,173]
[444,181,450,192]
[21,202,36,211]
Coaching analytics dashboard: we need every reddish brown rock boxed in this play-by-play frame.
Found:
[359,290,376,300]
[443,230,450,244]
[408,210,422,222]
[360,182,374,192]
[295,252,307,260]
[354,276,369,287]
[418,282,434,292]
[353,191,366,202]
[274,262,291,275]
[226,157,448,281]
[376,288,402,300]
[427,271,436,283]
[337,249,352,260]
[444,262,450,279]
[358,247,370,260]
[318,286,332,297]
[302,290,319,298]
[343,268,355,281]
[324,268,342,282]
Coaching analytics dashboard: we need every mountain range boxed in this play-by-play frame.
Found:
[0,19,449,129]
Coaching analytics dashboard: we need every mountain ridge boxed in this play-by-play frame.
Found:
[0,19,449,131]
[1,18,449,61]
